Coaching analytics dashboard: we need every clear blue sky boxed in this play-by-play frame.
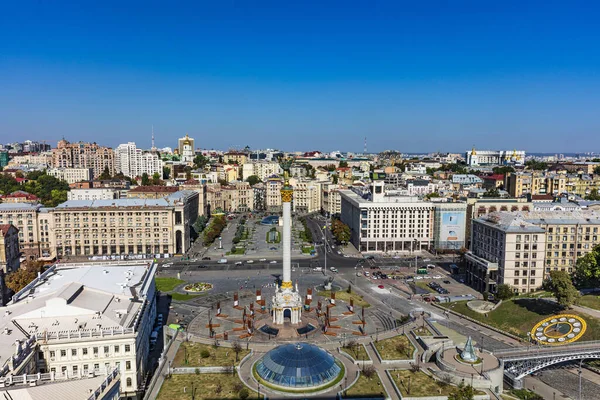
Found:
[1,1,599,153]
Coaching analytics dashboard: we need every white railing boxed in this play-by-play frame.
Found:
[86,367,120,400]
[34,327,135,341]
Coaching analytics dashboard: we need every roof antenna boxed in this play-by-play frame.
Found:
[151,125,156,151]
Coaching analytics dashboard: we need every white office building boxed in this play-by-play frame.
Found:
[0,261,158,399]
[115,142,163,179]
[47,168,93,184]
[68,188,120,201]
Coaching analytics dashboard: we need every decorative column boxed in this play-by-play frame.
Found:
[280,175,293,289]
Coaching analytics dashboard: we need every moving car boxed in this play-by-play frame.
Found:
[378,284,385,289]
[427,264,436,269]
[202,257,211,260]
[259,258,267,262]
[330,267,338,273]
[270,260,277,264]
[443,280,451,284]
[246,260,254,264]
[217,259,228,264]
[235,261,243,265]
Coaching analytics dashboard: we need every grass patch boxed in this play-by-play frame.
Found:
[266,228,281,243]
[414,281,436,293]
[318,290,371,308]
[157,373,256,400]
[440,299,600,340]
[341,343,370,362]
[302,245,315,254]
[170,292,201,301]
[389,370,455,397]
[345,373,386,398]
[578,294,600,311]
[173,342,250,367]
[226,247,246,255]
[155,277,185,292]
[373,335,414,360]
[413,326,433,336]
[252,360,345,393]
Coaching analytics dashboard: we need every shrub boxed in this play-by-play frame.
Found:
[200,349,210,359]
[239,388,250,399]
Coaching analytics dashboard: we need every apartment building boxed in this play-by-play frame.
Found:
[0,191,39,204]
[265,176,283,213]
[223,151,248,165]
[322,183,346,216]
[467,213,546,294]
[68,188,120,201]
[126,186,179,199]
[49,191,198,257]
[206,182,253,213]
[7,152,53,167]
[180,180,208,217]
[289,178,322,214]
[47,167,93,184]
[0,203,47,261]
[115,142,163,179]
[242,161,282,181]
[1,262,158,399]
[340,182,435,253]
[465,198,532,246]
[52,139,115,179]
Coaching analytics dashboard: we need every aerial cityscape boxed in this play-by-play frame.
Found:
[2,3,600,400]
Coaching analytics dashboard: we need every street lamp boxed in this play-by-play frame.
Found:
[579,358,583,400]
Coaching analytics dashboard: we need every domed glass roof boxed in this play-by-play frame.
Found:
[256,343,341,388]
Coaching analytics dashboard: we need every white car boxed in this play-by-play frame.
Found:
[235,261,243,265]
[414,276,423,280]
[432,275,442,279]
[426,264,436,269]
[270,260,277,264]
[246,260,254,264]
[259,258,267,262]
[423,258,431,262]
[343,254,350,258]
[162,263,172,268]
[356,272,362,277]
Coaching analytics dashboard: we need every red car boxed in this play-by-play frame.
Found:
[378,284,384,289]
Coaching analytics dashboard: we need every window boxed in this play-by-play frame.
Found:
[515,271,520,277]
[83,348,88,355]
[60,350,66,357]
[73,365,78,374]
[114,345,119,353]
[94,363,99,370]
[50,351,56,358]
[126,377,132,387]
[93,347,98,355]
[530,279,536,285]
[514,279,519,285]
[126,361,131,370]
[72,349,77,356]
[104,346,109,354]
[125,344,131,352]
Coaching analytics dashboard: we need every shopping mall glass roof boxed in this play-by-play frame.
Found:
[255,343,341,388]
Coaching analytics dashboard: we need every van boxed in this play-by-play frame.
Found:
[313,267,322,272]
[217,259,228,264]
[150,331,159,343]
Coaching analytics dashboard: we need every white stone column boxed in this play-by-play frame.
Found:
[282,201,291,284]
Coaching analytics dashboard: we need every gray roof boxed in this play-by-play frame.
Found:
[476,209,600,232]
[55,190,196,209]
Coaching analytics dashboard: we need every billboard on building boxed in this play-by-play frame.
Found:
[437,209,466,249]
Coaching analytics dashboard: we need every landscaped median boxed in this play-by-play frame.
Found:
[439,298,600,341]
[578,294,600,311]
[157,373,257,400]
[386,369,487,399]
[155,277,202,301]
[343,370,387,399]
[371,334,416,364]
[173,342,250,367]
[318,290,371,308]
[340,342,372,365]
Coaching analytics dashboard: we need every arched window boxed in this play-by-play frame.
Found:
[126,377,132,387]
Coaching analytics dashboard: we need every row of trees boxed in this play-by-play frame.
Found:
[203,215,227,246]
[0,171,70,207]
[331,219,351,244]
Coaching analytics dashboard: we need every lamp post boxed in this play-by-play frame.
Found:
[579,358,583,400]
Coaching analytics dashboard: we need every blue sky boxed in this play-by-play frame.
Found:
[1,1,599,153]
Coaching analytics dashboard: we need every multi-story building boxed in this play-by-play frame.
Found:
[0,151,10,168]
[0,190,39,204]
[115,142,163,179]
[1,261,158,399]
[7,151,53,167]
[467,213,546,294]
[265,176,283,213]
[340,182,435,253]
[242,161,282,182]
[180,180,208,217]
[290,179,322,214]
[223,151,248,165]
[407,180,437,196]
[49,191,198,257]
[206,182,253,214]
[0,203,46,261]
[252,182,266,212]
[505,171,600,198]
[52,139,115,179]
[47,167,93,184]
[322,183,345,216]
[126,186,179,199]
[177,134,195,163]
[465,148,525,166]
[68,188,120,201]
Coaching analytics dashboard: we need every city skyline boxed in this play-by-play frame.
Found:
[2,2,600,152]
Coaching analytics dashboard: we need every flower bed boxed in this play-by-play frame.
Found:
[183,282,213,292]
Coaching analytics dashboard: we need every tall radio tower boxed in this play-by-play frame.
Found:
[364,136,367,154]
[151,125,156,151]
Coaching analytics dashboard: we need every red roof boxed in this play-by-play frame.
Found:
[0,224,16,236]
[15,177,27,183]
[129,186,179,193]
[531,194,554,200]
[0,191,38,200]
[482,174,505,181]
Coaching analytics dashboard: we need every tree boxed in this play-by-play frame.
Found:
[331,219,351,244]
[246,175,261,186]
[152,172,162,185]
[525,160,548,171]
[0,175,21,195]
[594,165,600,175]
[496,284,514,300]
[425,192,440,200]
[5,261,45,293]
[193,154,209,169]
[23,172,70,207]
[482,188,500,198]
[162,166,171,180]
[585,189,600,200]
[492,166,515,175]
[232,341,242,362]
[98,166,112,180]
[141,173,150,186]
[573,245,600,288]
[362,365,376,378]
[332,174,339,184]
[448,384,475,400]
[238,388,249,399]
[339,160,348,168]
[544,270,580,309]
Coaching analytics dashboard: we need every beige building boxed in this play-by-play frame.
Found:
[242,161,282,182]
[49,191,198,257]
[0,224,20,274]
[68,188,120,201]
[47,167,93,184]
[206,182,253,213]
[52,139,115,179]
[290,178,322,214]
[0,203,47,261]
[322,183,346,216]
[223,151,248,165]
[465,198,532,245]
[126,186,180,199]
[265,176,283,212]
[7,151,53,167]
[0,190,39,204]
[180,180,208,217]
[504,171,600,198]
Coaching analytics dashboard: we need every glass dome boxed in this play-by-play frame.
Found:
[256,343,342,388]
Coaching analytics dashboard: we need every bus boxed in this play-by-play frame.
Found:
[417,267,428,275]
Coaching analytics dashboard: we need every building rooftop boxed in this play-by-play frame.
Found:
[477,209,600,232]
[54,190,195,209]
[1,372,114,400]
[129,185,179,193]
[0,203,41,211]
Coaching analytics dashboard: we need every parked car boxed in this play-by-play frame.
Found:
[427,264,436,269]
[217,259,228,264]
[443,280,451,284]
[246,260,254,264]
[202,257,211,260]
[259,258,267,262]
[270,260,277,264]
[235,261,243,265]
[378,284,385,289]
[330,268,338,273]
[432,275,442,279]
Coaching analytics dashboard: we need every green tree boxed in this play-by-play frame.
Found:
[585,189,600,200]
[425,192,440,200]
[246,175,261,186]
[193,154,209,169]
[98,166,112,180]
[448,384,475,400]
[339,160,348,168]
[496,283,514,300]
[152,172,162,185]
[5,261,45,293]
[525,160,548,171]
[331,219,351,244]
[332,174,339,184]
[23,172,70,207]
[162,166,171,180]
[483,188,500,198]
[141,173,150,186]
[492,166,515,175]
[544,270,580,309]
[0,175,20,195]
[573,245,600,288]
[594,165,600,174]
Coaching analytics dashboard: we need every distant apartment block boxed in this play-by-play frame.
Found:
[115,142,163,179]
[47,167,93,184]
[465,148,525,166]
[68,188,120,201]
[52,139,115,178]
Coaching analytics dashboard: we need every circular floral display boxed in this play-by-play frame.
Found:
[183,282,213,292]
[530,314,587,345]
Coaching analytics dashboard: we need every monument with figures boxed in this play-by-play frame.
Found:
[272,160,303,325]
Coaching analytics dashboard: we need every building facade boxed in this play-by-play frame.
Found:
[52,140,115,179]
[177,134,195,162]
[242,161,282,182]
[0,224,20,274]
[47,167,93,184]
[0,203,47,261]
[115,142,163,179]
[68,188,120,201]
[465,148,525,166]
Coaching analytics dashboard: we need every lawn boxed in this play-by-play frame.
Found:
[578,294,600,311]
[341,343,370,362]
[318,290,371,308]
[302,245,315,254]
[170,292,201,301]
[414,281,436,293]
[413,326,433,336]
[344,373,387,398]
[173,342,250,367]
[440,299,600,341]
[157,373,257,400]
[156,277,185,292]
[389,370,455,397]
[226,247,246,255]
[373,335,414,360]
